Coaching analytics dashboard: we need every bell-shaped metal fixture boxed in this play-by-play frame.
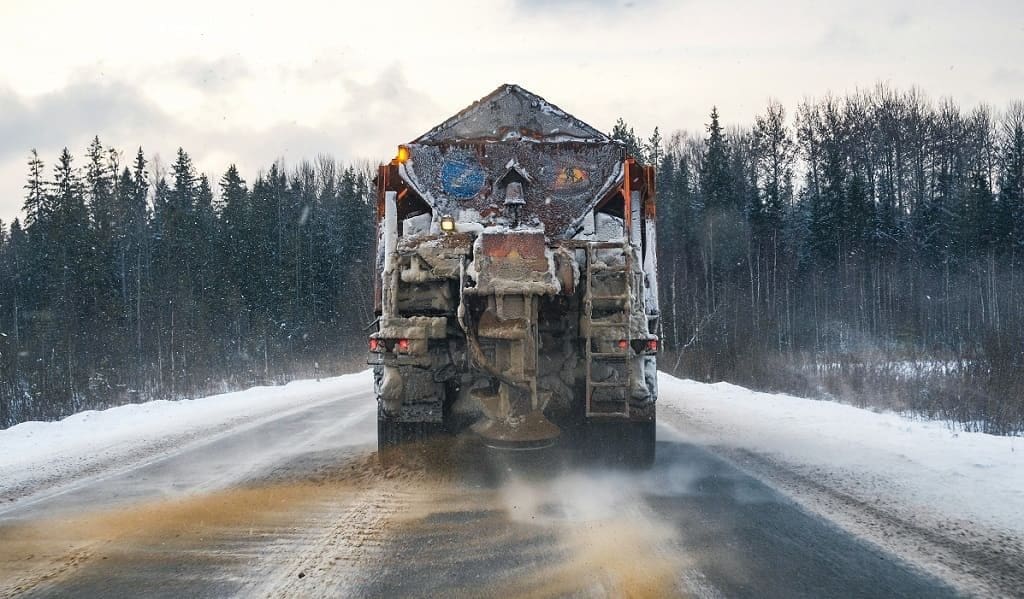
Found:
[503,181,526,206]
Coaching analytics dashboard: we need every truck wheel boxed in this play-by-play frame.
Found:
[377,407,403,449]
[377,408,407,468]
[377,405,444,466]
[627,421,656,470]
[584,420,655,470]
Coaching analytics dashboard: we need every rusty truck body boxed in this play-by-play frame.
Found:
[370,84,659,466]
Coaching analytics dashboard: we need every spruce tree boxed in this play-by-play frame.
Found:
[23,150,47,229]
[611,118,645,162]
[700,107,733,212]
[999,104,1024,253]
[752,100,793,234]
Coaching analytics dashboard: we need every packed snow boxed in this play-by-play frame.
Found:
[0,371,372,503]
[3,369,1021,544]
[657,373,1024,536]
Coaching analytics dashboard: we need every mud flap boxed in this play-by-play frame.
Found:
[583,420,656,470]
[377,405,446,466]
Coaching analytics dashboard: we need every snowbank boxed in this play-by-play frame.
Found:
[0,371,373,501]
[5,368,1021,541]
[657,373,1024,536]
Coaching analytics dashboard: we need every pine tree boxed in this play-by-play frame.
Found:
[216,164,250,370]
[752,100,794,233]
[85,137,116,244]
[193,174,217,297]
[646,127,663,168]
[700,107,733,211]
[999,103,1024,253]
[8,219,26,348]
[218,164,248,288]
[49,148,91,411]
[84,137,119,360]
[611,118,645,162]
[23,150,47,228]
[845,173,873,252]
[0,218,11,428]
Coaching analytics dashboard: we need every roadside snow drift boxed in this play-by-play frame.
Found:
[0,371,373,502]
[3,369,1021,544]
[657,373,1024,536]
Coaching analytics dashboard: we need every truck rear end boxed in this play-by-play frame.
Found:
[370,84,659,467]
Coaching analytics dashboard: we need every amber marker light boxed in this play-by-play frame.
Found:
[395,145,411,163]
[440,215,456,232]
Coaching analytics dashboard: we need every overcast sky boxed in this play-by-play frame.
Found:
[2,0,1023,223]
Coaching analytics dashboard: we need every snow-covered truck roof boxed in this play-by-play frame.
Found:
[395,84,626,239]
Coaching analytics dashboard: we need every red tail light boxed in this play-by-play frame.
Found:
[617,339,629,350]
[646,339,659,352]
[369,338,381,352]
[397,338,410,352]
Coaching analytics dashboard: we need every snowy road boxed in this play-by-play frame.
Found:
[0,373,1018,597]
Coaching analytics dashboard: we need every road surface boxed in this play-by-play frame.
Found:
[0,388,963,598]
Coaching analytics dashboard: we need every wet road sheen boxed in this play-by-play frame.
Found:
[0,391,959,598]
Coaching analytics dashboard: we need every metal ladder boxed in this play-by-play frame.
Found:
[583,241,633,418]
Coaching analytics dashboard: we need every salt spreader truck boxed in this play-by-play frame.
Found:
[369,84,659,466]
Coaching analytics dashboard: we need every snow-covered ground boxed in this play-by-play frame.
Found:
[4,369,1022,576]
[3,368,1023,595]
[5,368,1019,542]
[657,373,1023,536]
[0,371,372,504]
[658,372,1024,596]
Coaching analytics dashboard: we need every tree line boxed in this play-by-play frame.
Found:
[3,83,1024,433]
[613,84,1024,434]
[0,142,375,427]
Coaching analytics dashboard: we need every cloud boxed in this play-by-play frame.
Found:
[814,25,868,55]
[0,79,170,162]
[991,67,1024,88]
[336,64,442,142]
[510,0,661,17]
[170,55,251,92]
[182,63,440,179]
[513,0,647,8]
[0,60,444,221]
[889,11,912,29]
[0,160,25,225]
[198,123,343,177]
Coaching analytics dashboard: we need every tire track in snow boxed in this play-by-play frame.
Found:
[251,482,412,598]
[0,388,369,517]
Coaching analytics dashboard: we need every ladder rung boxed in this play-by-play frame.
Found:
[582,239,634,421]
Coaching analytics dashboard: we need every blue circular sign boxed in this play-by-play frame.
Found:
[440,156,485,199]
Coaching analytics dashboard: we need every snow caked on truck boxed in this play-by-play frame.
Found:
[369,84,660,467]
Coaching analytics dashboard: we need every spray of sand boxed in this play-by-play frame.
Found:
[0,452,404,597]
[2,438,702,598]
[495,469,692,598]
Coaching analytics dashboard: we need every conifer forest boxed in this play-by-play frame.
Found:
[2,84,1023,434]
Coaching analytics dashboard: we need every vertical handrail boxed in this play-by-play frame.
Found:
[623,239,632,419]
[583,240,632,418]
[584,244,594,417]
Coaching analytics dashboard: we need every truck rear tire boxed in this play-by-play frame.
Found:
[377,405,444,466]
[584,420,656,470]
[377,407,403,450]
[628,420,656,470]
